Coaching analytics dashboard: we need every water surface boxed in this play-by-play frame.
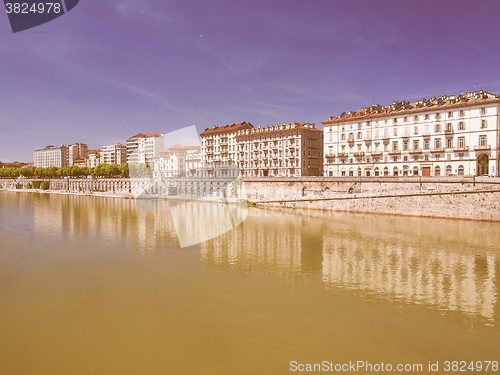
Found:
[0,191,499,374]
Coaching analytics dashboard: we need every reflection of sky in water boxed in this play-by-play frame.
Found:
[5,191,498,325]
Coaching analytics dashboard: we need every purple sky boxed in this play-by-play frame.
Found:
[1,0,500,162]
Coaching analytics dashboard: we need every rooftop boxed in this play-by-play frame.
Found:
[323,90,500,124]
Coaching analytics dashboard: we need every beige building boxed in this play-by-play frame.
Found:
[237,122,323,177]
[200,122,253,166]
[33,145,68,168]
[100,143,127,165]
[323,91,500,177]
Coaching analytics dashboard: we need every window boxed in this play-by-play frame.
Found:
[446,165,452,176]
[436,113,441,120]
[479,135,487,146]
[392,141,399,151]
[481,119,487,129]
[435,139,441,149]
[424,140,430,150]
[480,107,486,115]
[447,139,453,148]
[403,156,408,161]
[424,114,429,120]
[413,140,419,149]
[393,118,398,124]
[424,154,429,161]
[357,132,362,139]
[414,115,419,122]
[403,141,408,151]
[458,137,465,148]
[458,121,465,130]
[446,123,452,131]
[414,126,419,134]
[358,123,362,129]
[459,110,464,117]
[435,124,441,132]
[458,165,464,175]
[448,111,453,118]
[393,127,398,136]
[403,117,408,122]
[341,133,346,140]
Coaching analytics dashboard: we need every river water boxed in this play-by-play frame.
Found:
[0,191,499,374]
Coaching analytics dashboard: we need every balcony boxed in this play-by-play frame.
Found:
[453,146,469,152]
[474,145,491,151]
[353,152,365,157]
[431,147,445,153]
[325,153,336,158]
[370,151,383,156]
[347,138,355,143]
[388,150,401,155]
[364,137,372,142]
[409,149,422,154]
[337,152,347,158]
[444,130,454,137]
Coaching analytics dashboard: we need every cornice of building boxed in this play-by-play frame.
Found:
[323,91,500,125]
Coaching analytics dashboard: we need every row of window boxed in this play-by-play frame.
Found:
[327,107,489,132]
[333,165,466,177]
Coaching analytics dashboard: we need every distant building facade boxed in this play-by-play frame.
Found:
[100,143,127,165]
[200,122,253,166]
[33,145,68,168]
[68,143,88,166]
[126,133,164,164]
[153,144,201,178]
[85,149,100,168]
[236,122,323,177]
[323,91,500,177]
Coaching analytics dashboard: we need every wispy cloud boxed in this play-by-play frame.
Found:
[106,80,179,111]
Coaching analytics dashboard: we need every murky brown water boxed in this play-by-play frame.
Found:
[0,191,499,374]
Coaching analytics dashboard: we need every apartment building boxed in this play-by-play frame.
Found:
[200,122,253,165]
[85,149,100,168]
[100,143,127,165]
[68,143,88,167]
[237,122,323,177]
[126,133,164,164]
[33,145,68,168]
[323,91,500,177]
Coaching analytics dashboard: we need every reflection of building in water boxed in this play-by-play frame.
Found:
[322,238,497,322]
[32,194,178,254]
[200,210,323,282]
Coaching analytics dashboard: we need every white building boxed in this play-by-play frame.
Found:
[85,149,100,168]
[126,133,164,165]
[100,143,127,165]
[323,91,500,177]
[236,122,323,177]
[33,145,68,168]
[153,145,201,178]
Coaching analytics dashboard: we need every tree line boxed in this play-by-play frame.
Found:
[0,163,139,179]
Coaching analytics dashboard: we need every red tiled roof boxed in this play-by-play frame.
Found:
[127,132,162,140]
[86,149,100,154]
[169,144,185,149]
[200,122,253,135]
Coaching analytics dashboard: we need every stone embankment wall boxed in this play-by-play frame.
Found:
[242,176,500,221]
